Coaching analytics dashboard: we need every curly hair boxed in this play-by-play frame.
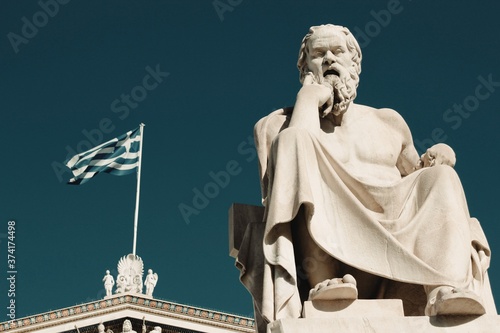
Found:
[297,24,362,83]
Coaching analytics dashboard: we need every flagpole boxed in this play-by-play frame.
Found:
[132,123,145,256]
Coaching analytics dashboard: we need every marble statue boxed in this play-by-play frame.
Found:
[139,317,161,333]
[238,24,495,328]
[97,322,105,333]
[121,319,136,333]
[115,254,144,294]
[97,321,115,333]
[102,270,115,296]
[144,269,158,296]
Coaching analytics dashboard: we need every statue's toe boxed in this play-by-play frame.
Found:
[342,274,357,286]
[308,277,358,301]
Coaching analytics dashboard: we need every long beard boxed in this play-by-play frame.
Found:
[323,69,358,116]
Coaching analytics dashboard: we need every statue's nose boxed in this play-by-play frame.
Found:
[323,50,335,65]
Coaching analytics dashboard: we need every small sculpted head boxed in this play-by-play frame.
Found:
[122,320,132,332]
[421,143,456,167]
[148,269,152,274]
[297,24,362,115]
[106,270,110,275]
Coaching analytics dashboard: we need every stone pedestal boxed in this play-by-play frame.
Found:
[268,299,500,333]
[268,315,500,333]
[302,299,404,318]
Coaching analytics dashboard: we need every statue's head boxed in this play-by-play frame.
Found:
[98,322,105,333]
[297,24,362,115]
[298,24,361,83]
[148,269,152,274]
[122,320,132,332]
[420,143,456,168]
[106,270,110,274]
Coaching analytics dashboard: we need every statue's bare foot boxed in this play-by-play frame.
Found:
[425,286,486,316]
[308,274,358,301]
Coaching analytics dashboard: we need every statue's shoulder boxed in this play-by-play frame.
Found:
[354,103,402,118]
[254,107,293,139]
[255,107,292,126]
[355,103,408,129]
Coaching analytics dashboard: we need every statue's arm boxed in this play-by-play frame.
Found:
[398,143,420,176]
[289,73,333,136]
[396,114,457,169]
[390,111,421,176]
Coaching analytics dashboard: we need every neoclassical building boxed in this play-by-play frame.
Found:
[0,254,254,333]
[0,293,254,333]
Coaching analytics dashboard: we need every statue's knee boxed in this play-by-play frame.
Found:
[422,165,459,184]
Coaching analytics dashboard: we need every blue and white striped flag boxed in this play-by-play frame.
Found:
[65,127,142,185]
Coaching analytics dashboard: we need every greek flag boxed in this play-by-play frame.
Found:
[65,126,142,185]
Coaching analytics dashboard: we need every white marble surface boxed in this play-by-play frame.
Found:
[267,315,500,333]
[236,24,496,330]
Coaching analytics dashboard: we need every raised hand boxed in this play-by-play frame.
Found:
[300,72,334,116]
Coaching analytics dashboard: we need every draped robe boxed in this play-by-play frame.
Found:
[236,107,495,329]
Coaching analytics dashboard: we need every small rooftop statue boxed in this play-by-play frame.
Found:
[144,269,158,297]
[102,270,115,296]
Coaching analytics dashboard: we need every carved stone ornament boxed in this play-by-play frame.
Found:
[115,253,144,294]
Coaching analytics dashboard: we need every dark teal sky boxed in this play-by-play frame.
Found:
[1,0,499,321]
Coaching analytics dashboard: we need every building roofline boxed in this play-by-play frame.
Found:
[0,293,255,333]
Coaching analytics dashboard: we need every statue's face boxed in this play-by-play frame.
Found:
[305,27,353,86]
[304,26,359,116]
[123,320,132,332]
